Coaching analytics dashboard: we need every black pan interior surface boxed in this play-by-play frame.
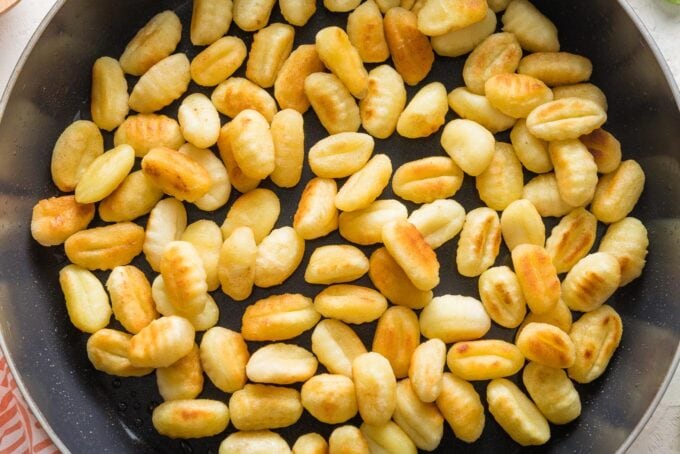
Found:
[0,0,679,452]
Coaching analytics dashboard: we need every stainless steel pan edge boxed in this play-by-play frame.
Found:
[0,1,678,452]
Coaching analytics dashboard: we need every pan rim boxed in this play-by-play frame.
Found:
[0,1,677,453]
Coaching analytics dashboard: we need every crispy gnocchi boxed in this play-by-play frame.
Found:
[34,1,653,449]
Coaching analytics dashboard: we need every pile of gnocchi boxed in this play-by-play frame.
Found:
[30,0,649,451]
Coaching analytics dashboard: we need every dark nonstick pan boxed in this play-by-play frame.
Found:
[0,0,678,452]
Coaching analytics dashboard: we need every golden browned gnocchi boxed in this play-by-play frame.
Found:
[441,119,496,176]
[50,120,104,192]
[478,266,527,329]
[335,154,392,212]
[246,23,295,88]
[515,322,576,369]
[591,160,646,224]
[220,431,291,453]
[568,305,623,383]
[308,132,374,179]
[274,45,325,113]
[191,36,247,87]
[311,319,367,377]
[359,64,406,139]
[114,113,184,158]
[409,338,446,403]
[518,51,592,87]
[31,195,94,247]
[142,147,212,202]
[190,0,233,46]
[75,144,135,204]
[431,8,496,57]
[218,227,256,301]
[447,340,525,381]
[119,10,182,76]
[99,171,164,223]
[211,77,278,121]
[553,82,608,112]
[368,247,433,309]
[64,222,145,270]
[329,425,370,454]
[106,265,157,334]
[314,284,387,324]
[221,188,280,244]
[178,144,231,212]
[242,293,321,341]
[562,252,621,312]
[156,344,204,401]
[382,219,440,291]
[200,327,250,393]
[526,97,607,141]
[501,0,559,52]
[305,72,361,135]
[383,7,434,86]
[230,384,302,430]
[509,118,552,173]
[522,173,575,218]
[178,93,221,149]
[447,87,516,133]
[475,142,524,211]
[579,128,621,173]
[486,378,551,446]
[372,306,420,378]
[143,197,187,272]
[227,109,276,181]
[500,199,545,251]
[86,329,153,377]
[512,244,561,314]
[347,1,390,63]
[280,0,316,26]
[294,178,339,240]
[128,315,195,368]
[393,379,445,451]
[598,217,648,286]
[462,32,522,95]
[522,362,581,425]
[417,0,487,37]
[292,433,327,454]
[408,199,466,249]
[254,227,306,288]
[396,82,449,138]
[545,207,597,274]
[360,421,417,454]
[456,207,501,277]
[233,0,277,31]
[436,372,485,443]
[247,343,318,385]
[160,240,208,317]
[353,352,397,426]
[270,109,305,188]
[301,374,357,424]
[485,73,553,119]
[549,139,598,207]
[420,294,491,343]
[315,26,368,99]
[91,57,129,132]
[304,244,369,285]
[392,156,464,203]
[128,53,191,113]
[152,399,230,439]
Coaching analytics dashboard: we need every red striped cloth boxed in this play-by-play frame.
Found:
[0,357,58,454]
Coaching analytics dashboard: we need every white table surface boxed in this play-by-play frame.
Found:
[0,0,678,452]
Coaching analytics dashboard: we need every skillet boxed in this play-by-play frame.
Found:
[0,0,679,452]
